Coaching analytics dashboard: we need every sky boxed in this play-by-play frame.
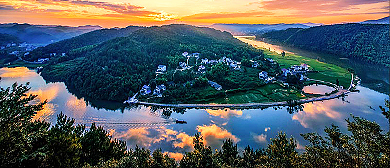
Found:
[0,0,389,27]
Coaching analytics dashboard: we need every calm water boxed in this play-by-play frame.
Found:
[1,40,389,158]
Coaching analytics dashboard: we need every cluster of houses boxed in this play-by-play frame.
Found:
[281,63,309,81]
[258,63,310,85]
[200,56,242,71]
[144,52,310,101]
[1,42,38,54]
[258,71,275,83]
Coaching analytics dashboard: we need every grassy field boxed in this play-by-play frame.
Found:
[262,49,352,88]
[210,83,307,104]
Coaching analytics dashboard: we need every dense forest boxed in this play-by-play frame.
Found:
[1,83,390,168]
[38,24,277,102]
[26,26,143,61]
[257,24,390,67]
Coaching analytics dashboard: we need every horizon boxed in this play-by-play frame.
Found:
[0,16,387,29]
[0,0,388,28]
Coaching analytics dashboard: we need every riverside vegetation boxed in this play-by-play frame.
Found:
[257,23,390,67]
[1,82,390,168]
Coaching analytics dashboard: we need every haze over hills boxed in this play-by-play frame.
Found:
[0,23,102,45]
[26,26,143,61]
[360,16,389,24]
[209,23,322,35]
[258,23,390,66]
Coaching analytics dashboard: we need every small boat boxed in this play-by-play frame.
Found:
[175,120,187,124]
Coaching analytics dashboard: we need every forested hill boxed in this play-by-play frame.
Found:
[40,24,270,102]
[257,24,390,66]
[26,26,143,61]
[0,33,20,46]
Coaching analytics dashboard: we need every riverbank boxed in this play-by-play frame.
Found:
[133,86,350,109]
[236,36,352,89]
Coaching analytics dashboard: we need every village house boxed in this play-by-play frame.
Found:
[251,60,259,68]
[140,85,151,95]
[201,58,209,64]
[9,51,19,55]
[153,84,166,97]
[198,65,206,73]
[178,62,188,70]
[156,65,167,74]
[208,81,222,90]
[259,71,268,79]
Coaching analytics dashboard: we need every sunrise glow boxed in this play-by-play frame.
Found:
[0,0,388,27]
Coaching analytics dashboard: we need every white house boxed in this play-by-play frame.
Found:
[156,65,167,74]
[153,84,166,97]
[179,62,187,69]
[201,58,209,64]
[140,85,151,95]
[198,65,206,73]
[208,81,222,90]
[259,71,268,79]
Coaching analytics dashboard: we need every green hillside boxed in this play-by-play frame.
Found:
[39,24,279,102]
[258,24,390,66]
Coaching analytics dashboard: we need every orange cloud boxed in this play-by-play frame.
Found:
[173,132,194,150]
[197,124,240,149]
[66,96,87,118]
[252,133,268,144]
[33,102,55,121]
[164,152,184,161]
[27,84,62,121]
[0,67,38,78]
[205,108,243,119]
[292,101,342,128]
[114,127,154,147]
[0,0,388,26]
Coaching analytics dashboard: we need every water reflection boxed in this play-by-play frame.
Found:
[66,96,87,118]
[0,67,388,155]
[303,84,335,95]
[205,109,243,119]
[0,67,38,78]
[235,36,290,54]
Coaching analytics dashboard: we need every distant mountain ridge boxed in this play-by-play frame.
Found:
[360,16,389,24]
[209,23,322,35]
[0,23,102,45]
[26,26,143,61]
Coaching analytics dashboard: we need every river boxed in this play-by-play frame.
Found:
[0,39,389,158]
